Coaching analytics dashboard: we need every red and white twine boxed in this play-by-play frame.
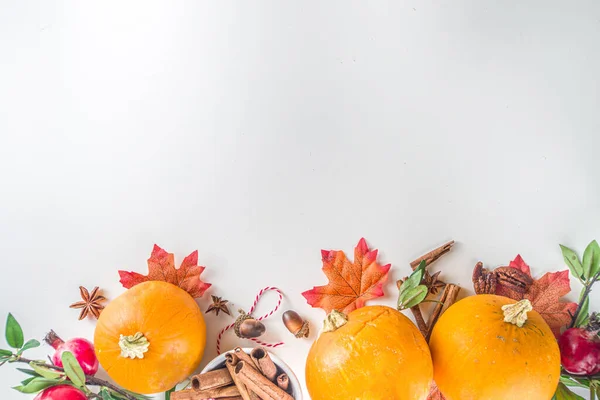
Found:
[216,286,285,354]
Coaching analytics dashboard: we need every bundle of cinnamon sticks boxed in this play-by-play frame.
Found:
[401,241,462,340]
[172,346,294,400]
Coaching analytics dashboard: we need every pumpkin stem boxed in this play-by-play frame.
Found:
[119,332,150,359]
[322,310,348,333]
[501,299,533,327]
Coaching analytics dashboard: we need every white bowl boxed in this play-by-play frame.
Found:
[201,347,303,400]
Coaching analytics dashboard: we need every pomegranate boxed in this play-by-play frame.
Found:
[34,385,87,400]
[559,327,600,375]
[44,330,99,375]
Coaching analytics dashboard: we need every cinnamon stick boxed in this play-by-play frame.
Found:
[171,386,241,399]
[234,347,259,369]
[410,305,428,336]
[410,240,454,269]
[234,361,293,400]
[191,368,233,391]
[250,347,277,382]
[425,283,461,341]
[225,353,257,400]
[277,373,290,392]
[173,394,241,400]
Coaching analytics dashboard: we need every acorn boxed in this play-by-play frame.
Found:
[282,310,309,338]
[234,310,266,339]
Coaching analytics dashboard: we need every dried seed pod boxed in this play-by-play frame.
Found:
[282,310,309,338]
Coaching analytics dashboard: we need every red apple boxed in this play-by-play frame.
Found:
[559,327,600,375]
[34,385,87,400]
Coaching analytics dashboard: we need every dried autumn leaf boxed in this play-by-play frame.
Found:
[301,238,391,314]
[118,244,211,299]
[508,254,531,275]
[525,270,577,337]
[495,255,577,337]
[427,382,446,400]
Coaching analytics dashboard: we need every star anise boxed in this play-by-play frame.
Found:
[423,270,446,295]
[70,286,106,320]
[206,295,231,316]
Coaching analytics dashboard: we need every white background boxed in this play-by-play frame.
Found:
[1,1,599,399]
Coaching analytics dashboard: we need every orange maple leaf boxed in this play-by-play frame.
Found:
[301,238,391,314]
[427,382,446,400]
[495,255,577,337]
[118,244,211,299]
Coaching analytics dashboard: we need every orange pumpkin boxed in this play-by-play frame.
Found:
[305,305,433,400]
[429,295,560,400]
[94,281,206,394]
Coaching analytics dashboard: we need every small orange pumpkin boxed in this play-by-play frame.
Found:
[429,295,560,400]
[94,281,206,394]
[305,305,433,400]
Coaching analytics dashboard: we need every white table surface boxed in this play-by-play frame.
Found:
[1,2,599,399]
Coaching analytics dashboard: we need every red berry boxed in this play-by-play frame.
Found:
[45,331,99,376]
[34,385,87,400]
[558,327,600,375]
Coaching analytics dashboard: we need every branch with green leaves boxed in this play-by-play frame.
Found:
[397,242,459,339]
[556,377,599,400]
[0,313,150,400]
[560,240,600,328]
[555,241,600,400]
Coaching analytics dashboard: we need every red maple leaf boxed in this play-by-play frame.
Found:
[495,255,577,337]
[427,382,446,400]
[119,244,211,299]
[301,238,391,314]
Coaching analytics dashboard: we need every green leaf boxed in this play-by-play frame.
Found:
[0,349,12,357]
[579,313,590,328]
[12,377,60,393]
[18,339,40,355]
[61,351,85,388]
[582,241,599,280]
[20,377,36,386]
[574,296,590,328]
[397,285,411,307]
[30,362,63,379]
[100,388,119,400]
[398,285,428,310]
[552,382,587,400]
[560,245,584,280]
[583,240,600,281]
[16,368,41,377]
[560,375,590,389]
[102,387,151,400]
[120,388,153,400]
[165,386,176,400]
[5,313,24,349]
[399,260,426,294]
